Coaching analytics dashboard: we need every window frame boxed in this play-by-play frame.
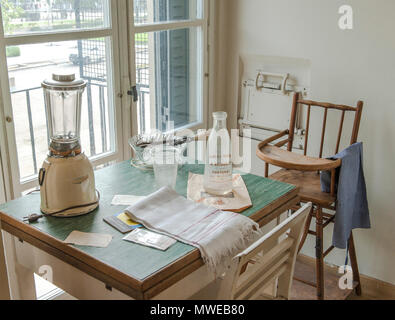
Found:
[0,0,215,200]
[0,0,127,198]
[127,0,212,137]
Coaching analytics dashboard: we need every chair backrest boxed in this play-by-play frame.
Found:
[288,93,364,158]
[217,203,312,300]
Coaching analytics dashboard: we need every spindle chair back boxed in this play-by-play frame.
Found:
[288,93,363,159]
[255,92,364,300]
[216,203,312,300]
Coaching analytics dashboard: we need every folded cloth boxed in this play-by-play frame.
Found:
[320,142,371,249]
[125,187,262,272]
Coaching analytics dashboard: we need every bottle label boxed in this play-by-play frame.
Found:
[206,163,232,180]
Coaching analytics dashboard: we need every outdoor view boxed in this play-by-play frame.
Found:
[134,0,203,134]
[7,39,113,180]
[133,0,201,25]
[1,0,114,181]
[1,0,203,184]
[2,0,110,35]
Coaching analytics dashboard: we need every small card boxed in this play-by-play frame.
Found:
[64,231,113,248]
[111,195,146,206]
[123,229,177,251]
[103,212,142,234]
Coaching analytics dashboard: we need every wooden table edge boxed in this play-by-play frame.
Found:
[141,187,300,295]
[0,212,145,300]
[0,186,299,300]
[143,194,301,300]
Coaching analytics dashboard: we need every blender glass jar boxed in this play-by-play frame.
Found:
[42,73,86,155]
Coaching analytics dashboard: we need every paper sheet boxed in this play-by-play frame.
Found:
[123,229,177,251]
[111,195,146,206]
[64,231,113,248]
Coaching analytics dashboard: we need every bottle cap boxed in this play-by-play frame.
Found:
[213,112,227,119]
[42,72,86,91]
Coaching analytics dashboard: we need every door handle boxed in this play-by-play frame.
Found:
[127,86,139,102]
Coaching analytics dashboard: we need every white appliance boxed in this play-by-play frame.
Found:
[239,71,306,176]
[39,73,99,217]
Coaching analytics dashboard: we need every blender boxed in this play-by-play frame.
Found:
[39,73,99,217]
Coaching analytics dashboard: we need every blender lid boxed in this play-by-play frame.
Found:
[42,73,87,91]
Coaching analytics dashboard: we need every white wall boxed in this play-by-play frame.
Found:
[216,0,395,284]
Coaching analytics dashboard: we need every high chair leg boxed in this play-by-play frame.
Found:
[297,206,313,253]
[348,232,362,296]
[315,206,325,300]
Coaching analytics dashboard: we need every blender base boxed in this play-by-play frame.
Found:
[41,202,99,218]
[39,153,99,218]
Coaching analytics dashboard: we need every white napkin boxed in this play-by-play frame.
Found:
[64,231,112,248]
[125,187,262,272]
[111,195,146,206]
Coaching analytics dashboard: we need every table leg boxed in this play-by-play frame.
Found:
[0,220,11,300]
[14,262,37,300]
[2,232,36,300]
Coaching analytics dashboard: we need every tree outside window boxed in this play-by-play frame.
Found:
[2,0,24,34]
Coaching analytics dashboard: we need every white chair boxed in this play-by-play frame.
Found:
[216,203,312,300]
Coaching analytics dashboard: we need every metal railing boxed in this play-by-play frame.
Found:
[10,81,110,176]
[10,67,151,177]
[11,85,44,176]
[136,66,149,133]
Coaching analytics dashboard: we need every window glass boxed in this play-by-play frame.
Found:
[1,0,111,36]
[7,38,115,180]
[133,0,203,26]
[135,27,203,133]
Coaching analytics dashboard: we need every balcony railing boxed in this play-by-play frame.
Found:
[10,81,110,178]
[10,67,151,180]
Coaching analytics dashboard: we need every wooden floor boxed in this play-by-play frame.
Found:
[40,255,392,300]
[290,258,354,300]
[287,257,389,300]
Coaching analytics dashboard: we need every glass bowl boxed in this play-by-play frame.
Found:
[129,132,188,170]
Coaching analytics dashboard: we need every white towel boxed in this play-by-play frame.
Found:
[125,187,262,272]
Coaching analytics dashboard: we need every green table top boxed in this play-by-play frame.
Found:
[0,161,295,281]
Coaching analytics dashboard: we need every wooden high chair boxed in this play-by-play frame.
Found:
[256,93,364,300]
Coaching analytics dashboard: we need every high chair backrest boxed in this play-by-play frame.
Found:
[288,93,363,158]
[217,203,312,300]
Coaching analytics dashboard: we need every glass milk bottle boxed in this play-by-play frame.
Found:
[203,112,233,195]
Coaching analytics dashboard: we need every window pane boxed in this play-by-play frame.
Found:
[135,27,203,133]
[2,0,111,36]
[134,0,203,26]
[7,38,115,181]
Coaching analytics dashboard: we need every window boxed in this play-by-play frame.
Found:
[0,0,124,195]
[3,0,111,35]
[134,0,202,25]
[131,0,208,134]
[0,0,211,197]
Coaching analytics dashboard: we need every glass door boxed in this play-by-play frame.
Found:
[129,0,209,136]
[0,0,126,197]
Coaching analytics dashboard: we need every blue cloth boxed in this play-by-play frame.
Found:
[320,142,371,249]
